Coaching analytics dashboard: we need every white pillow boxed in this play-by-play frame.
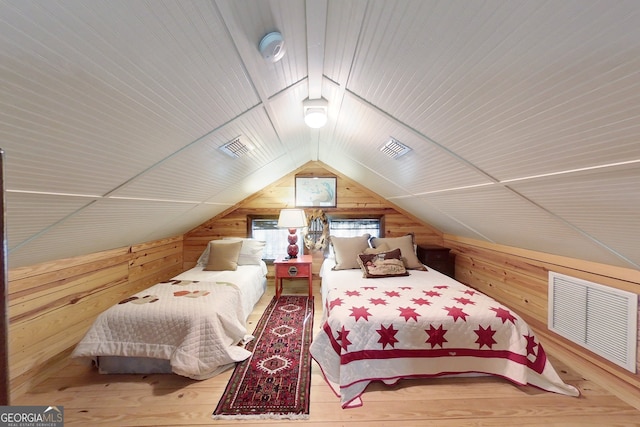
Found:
[197,238,266,266]
[224,237,266,265]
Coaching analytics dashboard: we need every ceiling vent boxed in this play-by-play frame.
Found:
[380,137,412,159]
[219,136,252,158]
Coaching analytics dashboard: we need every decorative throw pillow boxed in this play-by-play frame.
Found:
[330,234,371,270]
[223,237,266,265]
[358,248,409,278]
[203,240,242,271]
[370,235,426,270]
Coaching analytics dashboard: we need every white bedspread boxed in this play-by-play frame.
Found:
[172,263,267,321]
[72,263,267,380]
[311,260,579,408]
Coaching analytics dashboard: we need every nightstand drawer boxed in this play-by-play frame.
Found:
[274,255,314,298]
[422,250,448,262]
[275,261,311,278]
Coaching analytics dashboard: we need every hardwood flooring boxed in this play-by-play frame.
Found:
[12,281,640,426]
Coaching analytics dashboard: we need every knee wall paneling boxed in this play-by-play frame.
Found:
[7,236,183,400]
[445,235,640,392]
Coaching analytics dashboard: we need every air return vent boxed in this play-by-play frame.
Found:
[548,272,638,372]
[219,136,252,158]
[379,137,411,159]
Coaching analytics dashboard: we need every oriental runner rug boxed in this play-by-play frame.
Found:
[212,295,314,420]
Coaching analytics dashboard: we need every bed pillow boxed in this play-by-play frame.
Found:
[203,240,243,271]
[370,235,426,270]
[357,248,409,278]
[330,234,371,270]
[223,237,266,265]
[197,237,266,266]
[362,243,390,254]
[196,244,211,267]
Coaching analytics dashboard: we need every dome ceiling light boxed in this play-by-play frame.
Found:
[303,98,328,128]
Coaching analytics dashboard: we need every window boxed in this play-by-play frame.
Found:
[328,217,382,238]
[249,214,383,260]
[249,216,303,261]
[327,216,383,256]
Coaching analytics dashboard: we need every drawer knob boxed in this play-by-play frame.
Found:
[288,266,298,276]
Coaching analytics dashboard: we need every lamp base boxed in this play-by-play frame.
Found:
[286,228,300,258]
[286,244,299,259]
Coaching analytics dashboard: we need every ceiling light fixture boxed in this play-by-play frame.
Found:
[303,98,328,128]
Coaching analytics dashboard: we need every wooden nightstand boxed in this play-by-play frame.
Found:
[416,245,456,278]
[274,254,313,298]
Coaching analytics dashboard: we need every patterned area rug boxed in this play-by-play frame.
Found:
[212,295,314,420]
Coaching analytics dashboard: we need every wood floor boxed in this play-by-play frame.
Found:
[12,281,640,426]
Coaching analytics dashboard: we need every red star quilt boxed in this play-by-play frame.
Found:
[310,264,579,408]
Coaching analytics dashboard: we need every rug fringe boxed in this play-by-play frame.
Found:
[212,413,310,420]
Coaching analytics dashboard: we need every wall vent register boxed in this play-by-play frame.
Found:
[548,272,638,372]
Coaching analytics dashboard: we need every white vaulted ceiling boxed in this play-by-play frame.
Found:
[1,0,639,270]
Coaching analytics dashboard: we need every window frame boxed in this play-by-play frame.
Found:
[327,213,385,237]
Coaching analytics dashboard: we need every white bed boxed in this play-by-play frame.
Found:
[311,255,579,408]
[72,239,267,380]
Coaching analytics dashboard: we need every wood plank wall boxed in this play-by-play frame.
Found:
[7,236,184,401]
[183,162,445,276]
[445,234,640,392]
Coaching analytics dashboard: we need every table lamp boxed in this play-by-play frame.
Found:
[277,209,307,258]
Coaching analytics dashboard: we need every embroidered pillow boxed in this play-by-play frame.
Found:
[358,248,409,278]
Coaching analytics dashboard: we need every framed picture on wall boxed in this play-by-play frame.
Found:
[295,176,337,207]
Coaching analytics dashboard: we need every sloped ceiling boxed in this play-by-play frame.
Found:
[1,0,639,270]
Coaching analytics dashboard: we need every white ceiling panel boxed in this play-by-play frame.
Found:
[418,184,632,268]
[391,196,491,242]
[215,0,308,99]
[109,107,286,202]
[8,198,198,268]
[345,0,640,181]
[0,0,259,194]
[203,153,298,206]
[5,192,96,250]
[323,0,367,85]
[321,94,493,195]
[508,164,640,267]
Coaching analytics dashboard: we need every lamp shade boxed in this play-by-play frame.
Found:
[277,209,307,229]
